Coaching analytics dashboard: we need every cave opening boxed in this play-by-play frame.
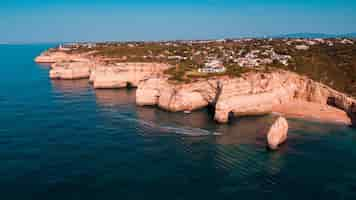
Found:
[126,82,135,90]
[227,111,235,123]
[206,103,216,116]
[327,97,337,107]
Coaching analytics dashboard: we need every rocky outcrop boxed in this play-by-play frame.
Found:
[267,117,288,150]
[136,70,356,125]
[136,78,220,112]
[49,62,93,80]
[91,63,171,89]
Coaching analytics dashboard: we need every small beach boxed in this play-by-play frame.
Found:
[272,100,351,125]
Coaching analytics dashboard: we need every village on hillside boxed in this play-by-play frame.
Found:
[47,37,356,94]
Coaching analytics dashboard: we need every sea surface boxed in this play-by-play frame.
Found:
[1,44,356,199]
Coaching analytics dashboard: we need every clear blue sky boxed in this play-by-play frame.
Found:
[0,0,355,43]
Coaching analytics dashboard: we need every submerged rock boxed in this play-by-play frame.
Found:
[267,117,288,150]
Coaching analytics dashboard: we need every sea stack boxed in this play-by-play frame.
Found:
[267,117,289,150]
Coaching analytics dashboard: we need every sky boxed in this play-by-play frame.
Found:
[0,0,355,43]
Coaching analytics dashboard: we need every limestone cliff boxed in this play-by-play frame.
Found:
[50,62,94,80]
[136,70,356,125]
[36,48,356,126]
[215,71,356,123]
[91,63,171,89]
[136,77,219,111]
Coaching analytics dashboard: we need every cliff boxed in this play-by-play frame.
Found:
[136,77,220,111]
[136,70,356,125]
[90,63,171,89]
[36,45,356,126]
[49,59,172,87]
[214,71,356,123]
[50,62,94,80]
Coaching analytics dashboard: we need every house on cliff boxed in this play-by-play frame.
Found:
[198,60,226,73]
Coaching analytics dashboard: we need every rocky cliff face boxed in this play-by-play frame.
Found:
[136,70,356,125]
[91,63,171,89]
[50,62,94,80]
[48,59,171,86]
[38,47,356,126]
[136,78,220,112]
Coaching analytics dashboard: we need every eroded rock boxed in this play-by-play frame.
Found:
[137,78,220,112]
[267,117,289,150]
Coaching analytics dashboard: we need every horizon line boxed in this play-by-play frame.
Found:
[1,32,355,45]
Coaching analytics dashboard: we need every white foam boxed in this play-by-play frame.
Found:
[113,112,221,137]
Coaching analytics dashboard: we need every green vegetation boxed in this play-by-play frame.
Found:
[274,43,356,96]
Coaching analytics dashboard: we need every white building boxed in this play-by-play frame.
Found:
[198,60,226,73]
[295,45,310,50]
[58,44,72,51]
[340,39,354,45]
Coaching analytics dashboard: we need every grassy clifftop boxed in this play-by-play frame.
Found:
[273,42,356,96]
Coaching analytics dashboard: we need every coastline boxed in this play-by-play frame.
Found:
[34,42,356,128]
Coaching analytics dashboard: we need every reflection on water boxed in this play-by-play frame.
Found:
[215,116,275,146]
[36,63,52,69]
[95,88,136,107]
[136,107,217,134]
[288,118,351,136]
[51,79,92,95]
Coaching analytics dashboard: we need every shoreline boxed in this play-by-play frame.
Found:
[272,101,351,125]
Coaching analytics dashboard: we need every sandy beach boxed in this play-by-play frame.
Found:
[272,100,351,125]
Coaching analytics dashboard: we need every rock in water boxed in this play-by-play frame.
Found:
[267,117,288,150]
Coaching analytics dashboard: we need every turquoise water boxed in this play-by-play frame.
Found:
[1,45,356,199]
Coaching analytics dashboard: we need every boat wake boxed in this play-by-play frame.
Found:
[134,117,221,137]
[112,112,222,137]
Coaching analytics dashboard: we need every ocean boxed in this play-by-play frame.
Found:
[1,44,356,199]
